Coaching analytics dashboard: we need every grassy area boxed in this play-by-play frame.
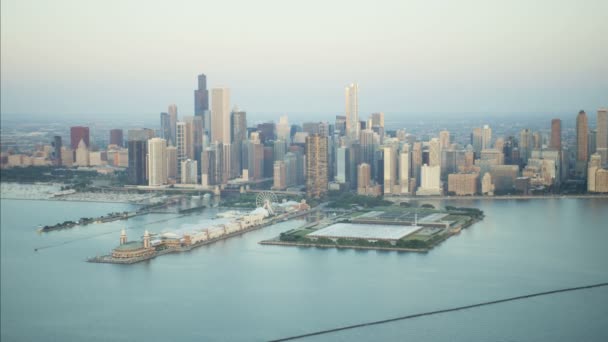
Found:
[325,191,393,209]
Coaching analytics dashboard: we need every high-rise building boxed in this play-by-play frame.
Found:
[231,108,247,176]
[257,122,276,142]
[160,112,172,145]
[448,173,479,195]
[399,145,410,194]
[306,134,328,198]
[70,126,90,150]
[176,121,190,180]
[357,163,371,193]
[147,138,167,186]
[201,146,217,187]
[576,110,589,177]
[335,115,347,136]
[383,145,397,194]
[345,83,359,142]
[472,127,483,157]
[273,160,287,190]
[336,146,349,184]
[429,138,440,167]
[127,129,154,185]
[417,164,442,195]
[194,74,209,117]
[439,131,450,150]
[51,136,62,166]
[482,125,492,149]
[109,129,123,147]
[519,129,533,166]
[412,142,422,186]
[276,115,290,142]
[75,139,89,166]
[168,104,178,142]
[533,131,542,149]
[181,159,198,184]
[550,119,562,150]
[284,152,297,187]
[369,112,384,128]
[211,88,231,144]
[231,107,247,143]
[166,145,177,180]
[597,108,608,165]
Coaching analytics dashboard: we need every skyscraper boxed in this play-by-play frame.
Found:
[369,112,384,128]
[550,119,561,150]
[357,163,371,194]
[383,145,396,194]
[201,146,217,187]
[211,87,231,144]
[336,146,349,184]
[160,112,172,145]
[70,126,90,150]
[399,145,410,194]
[273,160,287,190]
[109,129,123,147]
[231,108,247,143]
[429,138,440,167]
[472,127,483,157]
[519,128,533,166]
[306,134,328,198]
[176,122,189,180]
[482,125,492,149]
[51,136,62,166]
[194,74,209,117]
[576,110,589,177]
[147,138,168,186]
[231,107,247,176]
[597,108,608,165]
[166,145,177,180]
[168,104,178,143]
[276,115,290,142]
[345,83,359,142]
[439,130,450,150]
[181,159,198,184]
[127,129,154,185]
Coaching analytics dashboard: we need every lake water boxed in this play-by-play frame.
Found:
[1,197,607,341]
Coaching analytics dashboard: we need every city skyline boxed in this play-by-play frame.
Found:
[2,0,608,118]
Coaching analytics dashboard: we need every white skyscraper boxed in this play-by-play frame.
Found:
[482,125,492,149]
[211,87,231,144]
[276,115,290,142]
[383,145,396,194]
[147,138,167,186]
[399,145,410,194]
[417,164,442,195]
[345,83,359,142]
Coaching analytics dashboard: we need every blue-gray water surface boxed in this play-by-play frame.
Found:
[1,198,607,341]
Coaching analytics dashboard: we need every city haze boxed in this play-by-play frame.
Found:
[2,0,607,120]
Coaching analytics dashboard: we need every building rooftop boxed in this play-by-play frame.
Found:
[307,223,422,241]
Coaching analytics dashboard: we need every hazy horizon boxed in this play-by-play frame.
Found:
[2,0,607,118]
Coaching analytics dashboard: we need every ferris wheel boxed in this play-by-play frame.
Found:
[256,191,278,215]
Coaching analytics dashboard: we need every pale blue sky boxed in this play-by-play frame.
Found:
[1,0,607,120]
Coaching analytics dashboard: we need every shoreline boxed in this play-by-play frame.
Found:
[0,197,139,204]
[385,194,608,201]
